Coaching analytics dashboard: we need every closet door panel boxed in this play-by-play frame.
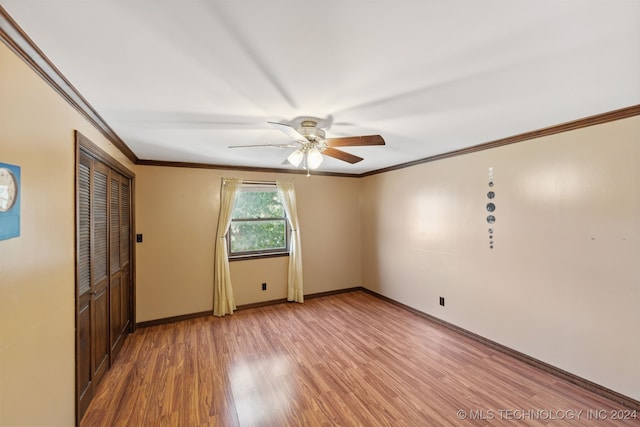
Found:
[119,179,131,336]
[109,172,129,359]
[92,161,110,385]
[77,153,93,415]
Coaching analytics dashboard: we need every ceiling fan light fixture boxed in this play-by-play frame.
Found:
[287,149,304,167]
[307,147,323,169]
[260,119,385,169]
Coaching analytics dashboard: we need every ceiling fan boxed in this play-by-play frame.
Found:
[229,118,385,173]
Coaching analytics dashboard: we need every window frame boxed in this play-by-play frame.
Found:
[227,184,290,261]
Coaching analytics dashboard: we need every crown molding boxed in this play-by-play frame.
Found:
[138,104,640,177]
[0,6,138,163]
[362,104,640,177]
[136,159,361,178]
[3,6,637,177]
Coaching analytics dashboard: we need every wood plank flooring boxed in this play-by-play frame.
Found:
[81,291,639,426]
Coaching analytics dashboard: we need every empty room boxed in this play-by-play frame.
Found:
[0,1,639,426]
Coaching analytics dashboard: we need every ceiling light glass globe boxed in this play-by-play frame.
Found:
[287,149,304,167]
[307,148,323,169]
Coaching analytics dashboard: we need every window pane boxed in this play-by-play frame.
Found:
[230,219,287,253]
[232,191,284,219]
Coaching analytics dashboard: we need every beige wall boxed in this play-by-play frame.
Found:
[136,168,362,322]
[361,116,640,400]
[0,42,135,426]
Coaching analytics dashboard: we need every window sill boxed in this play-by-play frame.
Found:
[229,252,290,262]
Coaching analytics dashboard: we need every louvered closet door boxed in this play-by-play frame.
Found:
[76,148,133,421]
[109,171,131,359]
[77,152,92,416]
[77,152,111,416]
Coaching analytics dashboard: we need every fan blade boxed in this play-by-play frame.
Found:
[229,143,298,148]
[322,147,364,164]
[268,121,308,143]
[326,135,385,147]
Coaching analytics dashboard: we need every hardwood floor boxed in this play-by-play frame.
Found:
[81,291,639,426]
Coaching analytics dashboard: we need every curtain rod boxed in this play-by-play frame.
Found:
[240,180,276,186]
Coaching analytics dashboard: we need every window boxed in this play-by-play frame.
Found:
[228,184,289,259]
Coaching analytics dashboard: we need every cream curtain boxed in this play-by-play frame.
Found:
[277,181,304,302]
[213,178,240,316]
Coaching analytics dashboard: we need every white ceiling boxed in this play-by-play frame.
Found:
[3,1,640,174]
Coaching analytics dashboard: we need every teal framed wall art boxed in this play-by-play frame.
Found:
[0,162,21,240]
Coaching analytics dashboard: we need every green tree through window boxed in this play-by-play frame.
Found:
[228,186,289,258]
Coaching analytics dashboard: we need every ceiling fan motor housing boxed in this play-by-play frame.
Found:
[296,121,327,150]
